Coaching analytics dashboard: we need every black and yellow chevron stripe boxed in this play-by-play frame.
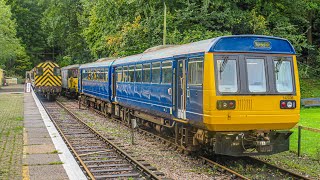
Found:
[34,61,62,87]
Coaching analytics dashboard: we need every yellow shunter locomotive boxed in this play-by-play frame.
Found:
[61,64,80,98]
[33,61,62,100]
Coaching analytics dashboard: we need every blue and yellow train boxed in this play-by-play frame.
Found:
[71,35,300,156]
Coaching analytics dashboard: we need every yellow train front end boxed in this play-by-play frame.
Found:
[201,36,299,156]
[34,61,62,101]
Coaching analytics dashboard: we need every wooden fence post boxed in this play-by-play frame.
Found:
[298,125,302,157]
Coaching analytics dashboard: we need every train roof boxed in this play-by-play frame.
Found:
[112,35,296,65]
[79,59,115,69]
[61,64,80,70]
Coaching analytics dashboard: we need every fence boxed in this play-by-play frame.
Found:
[293,125,320,158]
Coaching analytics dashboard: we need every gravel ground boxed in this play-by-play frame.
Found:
[0,93,24,179]
[61,99,230,180]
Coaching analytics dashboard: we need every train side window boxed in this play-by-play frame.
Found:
[129,65,135,82]
[151,62,160,83]
[123,66,128,82]
[162,61,172,84]
[188,58,203,86]
[105,68,109,82]
[36,67,43,76]
[135,64,142,82]
[116,67,123,82]
[143,64,151,83]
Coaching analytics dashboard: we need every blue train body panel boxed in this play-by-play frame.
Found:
[116,82,172,117]
[82,80,110,101]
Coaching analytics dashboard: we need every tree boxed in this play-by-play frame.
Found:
[0,0,30,75]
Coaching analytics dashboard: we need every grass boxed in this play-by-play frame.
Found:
[300,78,320,98]
[0,93,24,179]
[289,107,320,159]
[48,161,64,165]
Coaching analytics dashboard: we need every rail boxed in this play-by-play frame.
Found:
[41,98,162,180]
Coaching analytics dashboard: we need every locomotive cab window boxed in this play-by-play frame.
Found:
[188,58,203,85]
[151,62,160,83]
[143,64,151,83]
[246,58,267,92]
[36,67,43,76]
[274,59,293,93]
[162,61,172,84]
[53,67,61,76]
[217,58,238,93]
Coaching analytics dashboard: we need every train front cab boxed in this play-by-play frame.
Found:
[34,61,62,100]
[201,37,300,156]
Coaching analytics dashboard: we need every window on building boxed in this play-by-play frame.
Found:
[188,58,203,85]
[143,64,151,83]
[162,61,172,84]
[151,62,161,83]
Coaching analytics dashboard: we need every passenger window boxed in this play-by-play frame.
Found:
[123,66,128,82]
[188,58,203,85]
[135,64,142,82]
[246,58,266,92]
[105,68,109,82]
[129,65,135,82]
[143,64,151,83]
[162,61,172,84]
[116,67,123,82]
[151,62,160,83]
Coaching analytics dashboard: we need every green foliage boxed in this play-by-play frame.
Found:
[0,0,30,76]
[1,0,320,81]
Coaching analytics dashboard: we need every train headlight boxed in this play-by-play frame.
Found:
[280,100,296,109]
[287,101,293,108]
[217,100,236,110]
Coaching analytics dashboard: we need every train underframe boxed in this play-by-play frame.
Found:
[80,94,292,156]
[34,86,61,101]
[62,88,78,99]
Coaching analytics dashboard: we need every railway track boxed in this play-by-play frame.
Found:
[40,99,165,180]
[59,98,313,180]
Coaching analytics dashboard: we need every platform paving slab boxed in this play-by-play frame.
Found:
[28,165,69,180]
[23,91,86,180]
[23,93,69,180]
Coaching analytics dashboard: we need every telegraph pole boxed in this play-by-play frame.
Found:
[163,0,167,45]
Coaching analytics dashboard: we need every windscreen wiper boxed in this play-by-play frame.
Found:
[275,57,284,80]
[219,56,229,79]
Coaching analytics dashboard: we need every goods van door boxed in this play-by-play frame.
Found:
[174,58,187,119]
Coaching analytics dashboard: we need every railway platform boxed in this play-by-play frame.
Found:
[23,90,86,180]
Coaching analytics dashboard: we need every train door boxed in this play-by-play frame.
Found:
[174,58,187,119]
[111,67,117,101]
